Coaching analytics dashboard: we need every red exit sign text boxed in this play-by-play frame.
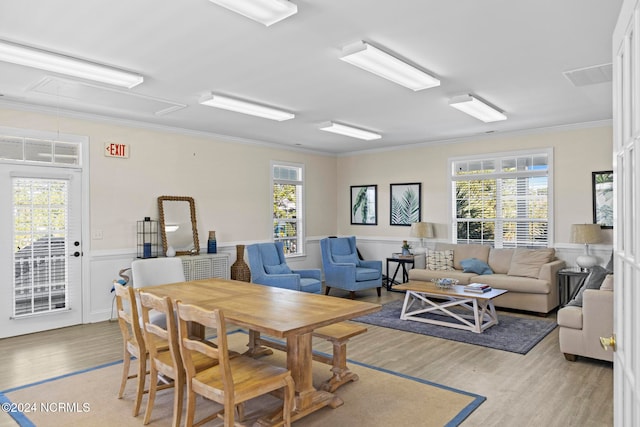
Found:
[104,142,129,158]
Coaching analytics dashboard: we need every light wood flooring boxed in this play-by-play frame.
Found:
[0,288,613,426]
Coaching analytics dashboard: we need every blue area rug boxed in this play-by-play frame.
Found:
[353,300,557,354]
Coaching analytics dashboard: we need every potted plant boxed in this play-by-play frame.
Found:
[401,240,411,256]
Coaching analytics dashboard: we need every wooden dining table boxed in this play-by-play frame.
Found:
[139,278,381,423]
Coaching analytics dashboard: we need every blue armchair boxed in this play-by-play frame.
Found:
[320,236,382,299]
[246,242,322,294]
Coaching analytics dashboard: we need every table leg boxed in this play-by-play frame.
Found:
[259,332,343,425]
[244,330,274,358]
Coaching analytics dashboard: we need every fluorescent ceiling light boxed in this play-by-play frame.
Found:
[340,41,440,91]
[208,0,297,26]
[319,122,381,141]
[449,94,507,123]
[0,39,143,88]
[199,93,295,121]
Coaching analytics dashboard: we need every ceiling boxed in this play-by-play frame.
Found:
[0,0,623,155]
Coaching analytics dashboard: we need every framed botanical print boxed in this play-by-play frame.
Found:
[592,171,613,228]
[390,182,421,226]
[351,185,377,225]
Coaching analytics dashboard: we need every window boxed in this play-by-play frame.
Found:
[0,134,81,166]
[13,177,69,316]
[272,162,304,256]
[451,149,552,248]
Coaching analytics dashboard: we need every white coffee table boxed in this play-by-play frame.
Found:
[394,281,508,334]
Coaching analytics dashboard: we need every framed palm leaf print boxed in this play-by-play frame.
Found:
[390,183,421,226]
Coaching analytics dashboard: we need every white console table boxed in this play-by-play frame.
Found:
[180,253,230,281]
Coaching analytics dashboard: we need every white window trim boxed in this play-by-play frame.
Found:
[448,148,554,246]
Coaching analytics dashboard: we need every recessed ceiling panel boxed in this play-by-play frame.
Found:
[563,64,613,87]
[28,76,186,116]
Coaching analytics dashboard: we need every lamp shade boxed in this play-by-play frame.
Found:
[410,222,434,239]
[570,224,602,244]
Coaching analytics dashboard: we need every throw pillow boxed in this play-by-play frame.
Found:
[507,248,555,279]
[460,257,493,275]
[566,265,609,307]
[605,252,614,273]
[426,250,455,271]
[264,263,292,275]
[332,253,360,266]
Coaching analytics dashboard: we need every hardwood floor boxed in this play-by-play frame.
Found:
[0,288,613,426]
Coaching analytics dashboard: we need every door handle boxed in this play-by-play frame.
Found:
[73,251,81,257]
[600,335,616,352]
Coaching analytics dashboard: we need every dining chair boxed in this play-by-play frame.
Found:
[132,257,186,327]
[176,301,295,427]
[114,282,148,417]
[138,291,216,427]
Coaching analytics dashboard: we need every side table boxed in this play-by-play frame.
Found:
[385,255,415,291]
[557,267,590,306]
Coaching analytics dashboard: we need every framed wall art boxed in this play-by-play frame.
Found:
[390,182,421,226]
[351,185,377,225]
[592,170,613,228]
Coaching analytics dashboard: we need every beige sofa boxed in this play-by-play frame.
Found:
[408,243,566,314]
[557,275,614,362]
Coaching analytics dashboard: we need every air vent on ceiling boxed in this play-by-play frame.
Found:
[563,63,613,87]
[28,76,187,116]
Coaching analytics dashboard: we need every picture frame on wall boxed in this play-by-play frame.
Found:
[390,182,421,226]
[350,185,377,225]
[592,171,613,229]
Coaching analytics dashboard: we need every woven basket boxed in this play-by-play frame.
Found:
[231,244,251,282]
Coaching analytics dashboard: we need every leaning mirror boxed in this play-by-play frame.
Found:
[157,196,200,256]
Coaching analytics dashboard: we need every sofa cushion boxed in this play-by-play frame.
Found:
[436,243,490,270]
[332,252,360,266]
[472,274,551,294]
[264,263,292,275]
[507,248,555,278]
[460,257,493,275]
[488,248,514,274]
[426,250,455,271]
[567,265,608,307]
[600,274,614,291]
[557,305,583,329]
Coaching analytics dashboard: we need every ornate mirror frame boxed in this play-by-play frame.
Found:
[157,196,200,256]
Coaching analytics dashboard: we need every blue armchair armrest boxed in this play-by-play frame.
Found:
[257,273,301,291]
[359,259,382,270]
[292,269,321,281]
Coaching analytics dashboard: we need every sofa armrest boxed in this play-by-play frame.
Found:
[538,259,566,283]
[582,289,614,336]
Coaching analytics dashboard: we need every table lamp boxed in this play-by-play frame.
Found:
[571,224,602,270]
[410,222,434,249]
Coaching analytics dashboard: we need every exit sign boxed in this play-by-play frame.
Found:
[104,142,129,158]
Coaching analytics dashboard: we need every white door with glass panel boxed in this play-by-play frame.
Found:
[0,145,84,338]
[612,1,639,425]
